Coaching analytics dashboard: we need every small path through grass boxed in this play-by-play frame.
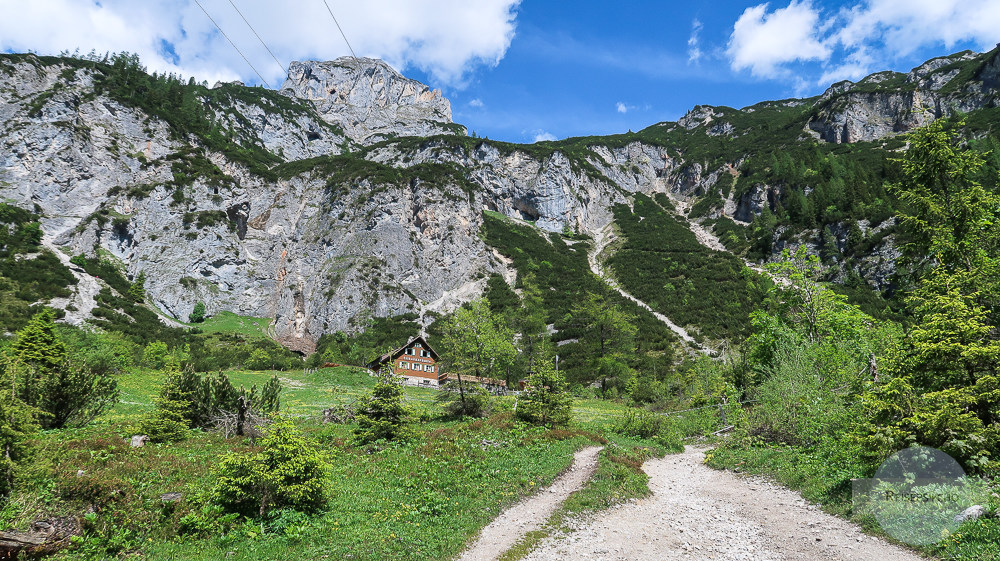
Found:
[521,446,925,561]
[457,446,604,561]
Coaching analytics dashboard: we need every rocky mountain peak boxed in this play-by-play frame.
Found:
[281,57,463,143]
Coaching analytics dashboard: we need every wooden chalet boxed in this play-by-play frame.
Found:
[366,336,444,387]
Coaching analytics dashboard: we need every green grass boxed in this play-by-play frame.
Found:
[195,312,270,339]
[110,366,446,420]
[0,360,686,561]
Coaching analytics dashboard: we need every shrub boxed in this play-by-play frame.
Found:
[213,417,328,517]
[517,361,572,426]
[245,348,271,371]
[613,408,668,439]
[188,302,206,324]
[138,398,190,443]
[353,375,410,444]
[8,310,119,428]
[142,341,169,369]
[435,380,491,418]
[156,368,282,430]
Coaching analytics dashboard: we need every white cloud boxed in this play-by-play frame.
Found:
[0,0,522,88]
[832,0,1000,69]
[532,130,556,142]
[687,18,703,63]
[616,102,628,114]
[725,0,1000,85]
[727,1,830,78]
[468,98,484,108]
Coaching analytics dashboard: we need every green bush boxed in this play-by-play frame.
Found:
[353,376,410,444]
[138,398,190,443]
[188,302,206,323]
[156,368,282,430]
[517,362,572,427]
[245,348,271,371]
[613,408,667,439]
[8,310,120,428]
[213,417,328,517]
[435,380,491,418]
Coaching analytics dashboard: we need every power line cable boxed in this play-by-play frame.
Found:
[226,0,287,80]
[192,0,272,88]
[320,0,357,59]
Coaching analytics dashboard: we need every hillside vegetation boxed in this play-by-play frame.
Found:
[1,45,1000,560]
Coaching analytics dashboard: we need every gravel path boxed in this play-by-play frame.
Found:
[458,446,603,561]
[521,446,926,561]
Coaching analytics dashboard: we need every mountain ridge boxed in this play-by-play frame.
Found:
[1,46,999,354]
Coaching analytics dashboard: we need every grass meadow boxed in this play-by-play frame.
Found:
[3,366,673,561]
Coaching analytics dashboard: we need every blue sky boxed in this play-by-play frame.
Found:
[2,0,999,143]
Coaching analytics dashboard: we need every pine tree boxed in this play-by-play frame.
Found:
[517,347,572,426]
[0,360,39,496]
[9,309,66,371]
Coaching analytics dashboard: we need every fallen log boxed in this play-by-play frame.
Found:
[0,517,81,559]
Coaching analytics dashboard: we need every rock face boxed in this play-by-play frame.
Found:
[2,47,998,351]
[807,48,1000,144]
[281,58,462,143]
[0,54,673,351]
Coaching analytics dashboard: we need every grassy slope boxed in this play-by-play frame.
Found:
[3,366,672,561]
[478,211,680,385]
[608,193,768,342]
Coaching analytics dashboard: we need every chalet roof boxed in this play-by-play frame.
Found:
[366,335,440,370]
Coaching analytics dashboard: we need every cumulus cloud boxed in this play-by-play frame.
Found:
[726,0,1000,84]
[532,130,556,142]
[0,0,521,88]
[687,18,703,63]
[616,102,628,114]
[468,98,484,108]
[826,0,1000,80]
[727,1,830,78]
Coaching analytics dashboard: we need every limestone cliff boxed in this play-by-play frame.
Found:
[2,46,999,351]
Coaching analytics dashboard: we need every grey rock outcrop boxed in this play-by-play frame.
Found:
[4,45,999,352]
[0,54,673,351]
[281,58,462,144]
[807,48,1000,144]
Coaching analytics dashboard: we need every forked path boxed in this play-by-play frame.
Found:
[521,446,925,561]
[458,446,603,561]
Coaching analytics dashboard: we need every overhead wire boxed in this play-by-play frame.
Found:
[226,0,287,80]
[320,0,357,59]
[192,0,272,88]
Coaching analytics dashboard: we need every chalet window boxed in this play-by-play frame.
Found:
[415,343,422,348]
[399,361,409,369]
[426,365,435,373]
[420,349,429,357]
[411,363,421,371]
[405,348,415,355]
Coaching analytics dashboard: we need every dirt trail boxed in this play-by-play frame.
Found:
[457,446,603,561]
[521,446,924,561]
[587,225,706,352]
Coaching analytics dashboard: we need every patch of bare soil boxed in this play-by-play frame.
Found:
[457,446,603,561]
[521,446,925,561]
